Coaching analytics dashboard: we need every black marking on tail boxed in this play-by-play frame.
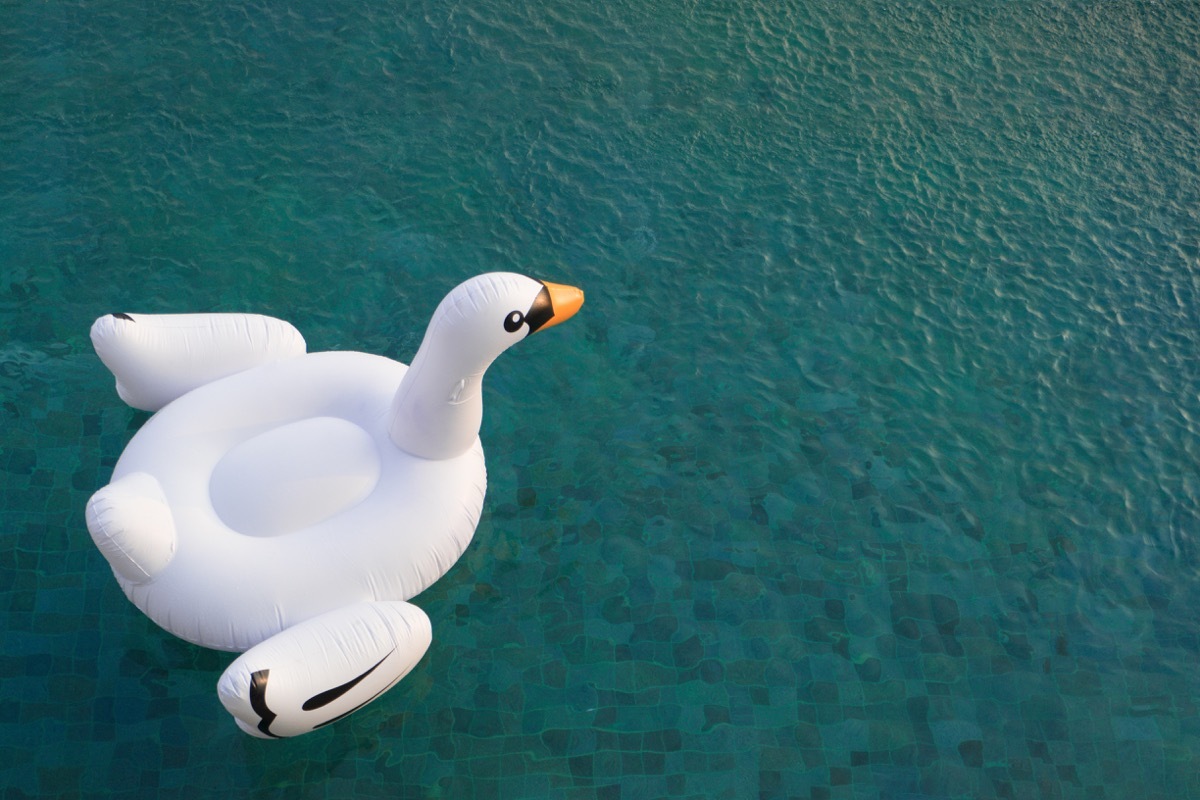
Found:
[313,681,398,730]
[249,670,282,738]
[303,651,393,711]
[112,313,135,321]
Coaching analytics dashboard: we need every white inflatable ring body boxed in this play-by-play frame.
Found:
[109,350,484,652]
[85,273,584,736]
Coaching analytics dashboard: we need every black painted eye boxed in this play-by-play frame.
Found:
[504,310,525,333]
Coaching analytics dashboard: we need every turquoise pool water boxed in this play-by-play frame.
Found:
[3,0,1200,797]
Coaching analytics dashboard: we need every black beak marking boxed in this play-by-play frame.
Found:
[523,283,555,334]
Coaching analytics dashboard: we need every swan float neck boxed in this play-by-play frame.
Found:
[388,273,583,460]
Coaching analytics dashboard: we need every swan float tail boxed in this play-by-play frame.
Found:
[217,601,432,738]
[90,312,307,411]
[85,472,177,584]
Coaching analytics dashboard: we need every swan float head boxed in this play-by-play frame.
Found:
[389,273,584,460]
[86,271,584,736]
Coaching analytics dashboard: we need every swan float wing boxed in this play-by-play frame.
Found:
[90,312,306,411]
[216,601,432,738]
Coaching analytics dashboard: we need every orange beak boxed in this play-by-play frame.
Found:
[537,281,584,331]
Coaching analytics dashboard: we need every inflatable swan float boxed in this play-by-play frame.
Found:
[85,273,583,738]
